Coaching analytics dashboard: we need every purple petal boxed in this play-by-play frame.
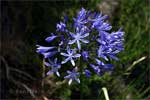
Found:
[44,62,50,66]
[45,34,57,42]
[66,46,71,54]
[108,54,118,60]
[69,32,75,38]
[81,33,89,38]
[82,51,89,61]
[54,58,57,63]
[56,71,60,77]
[42,51,57,58]
[36,45,55,54]
[80,39,89,43]
[73,54,81,58]
[64,75,71,79]
[104,64,114,71]
[61,57,70,64]
[60,53,69,57]
[70,58,75,66]
[75,78,80,83]
[90,64,97,70]
[67,70,71,74]
[84,69,91,78]
[77,40,81,50]
[68,39,76,44]
[47,71,53,75]
[63,14,68,23]
[68,79,72,85]
[95,59,105,66]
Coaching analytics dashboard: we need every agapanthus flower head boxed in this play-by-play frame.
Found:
[36,8,124,85]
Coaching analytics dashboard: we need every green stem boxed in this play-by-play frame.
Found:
[79,58,84,100]
[102,87,110,100]
[41,59,45,93]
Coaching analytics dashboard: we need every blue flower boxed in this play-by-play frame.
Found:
[81,51,89,61]
[36,45,57,58]
[90,12,108,22]
[92,21,112,33]
[64,68,80,85]
[60,46,81,66]
[68,27,89,50]
[73,8,90,28]
[98,29,124,50]
[90,12,111,32]
[56,22,67,32]
[45,33,57,42]
[36,45,55,54]
[97,45,120,61]
[44,58,61,77]
[36,8,124,85]
[95,58,113,71]
[42,51,58,59]
[104,64,114,71]
[90,64,102,76]
[95,58,105,66]
[63,14,68,23]
[90,59,113,76]
[97,29,124,61]
[97,45,109,61]
[84,69,91,78]
[109,29,124,51]
[97,31,109,45]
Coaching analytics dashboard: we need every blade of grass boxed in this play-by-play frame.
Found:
[102,87,110,100]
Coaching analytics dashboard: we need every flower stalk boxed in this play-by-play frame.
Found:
[102,87,110,100]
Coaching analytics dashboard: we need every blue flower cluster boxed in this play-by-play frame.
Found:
[36,8,124,85]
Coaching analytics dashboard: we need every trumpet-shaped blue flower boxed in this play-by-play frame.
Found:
[44,58,61,77]
[42,51,58,59]
[90,12,108,22]
[90,64,102,76]
[109,29,124,51]
[36,45,57,58]
[81,51,89,61]
[45,33,57,42]
[68,27,89,50]
[95,58,114,71]
[97,45,120,61]
[60,46,81,66]
[74,8,90,28]
[64,68,80,85]
[56,22,67,32]
[92,21,112,33]
[95,58,105,66]
[84,69,91,78]
[36,45,55,54]
[97,29,124,61]
[97,45,108,61]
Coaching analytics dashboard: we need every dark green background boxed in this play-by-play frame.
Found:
[1,0,150,99]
